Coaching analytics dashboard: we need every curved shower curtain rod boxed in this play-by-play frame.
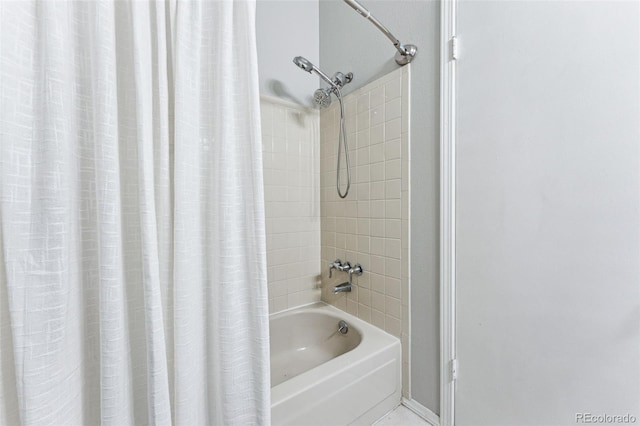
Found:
[343,0,418,66]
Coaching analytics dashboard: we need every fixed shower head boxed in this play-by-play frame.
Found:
[292,56,337,88]
[313,88,332,109]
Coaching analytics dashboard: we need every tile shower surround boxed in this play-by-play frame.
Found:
[260,67,411,396]
[260,97,322,313]
[320,67,411,396]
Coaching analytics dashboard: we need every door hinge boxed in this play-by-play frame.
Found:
[450,36,459,61]
[450,359,458,381]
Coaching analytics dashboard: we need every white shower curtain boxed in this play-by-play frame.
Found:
[0,1,270,425]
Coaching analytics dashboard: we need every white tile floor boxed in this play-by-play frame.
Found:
[372,405,430,426]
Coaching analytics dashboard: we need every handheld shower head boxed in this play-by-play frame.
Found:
[293,56,314,73]
[292,56,337,88]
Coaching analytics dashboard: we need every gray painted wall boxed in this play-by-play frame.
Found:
[256,0,320,106]
[319,0,441,413]
[455,1,640,423]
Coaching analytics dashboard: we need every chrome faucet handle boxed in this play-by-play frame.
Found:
[329,259,342,278]
[337,261,352,272]
[348,264,364,285]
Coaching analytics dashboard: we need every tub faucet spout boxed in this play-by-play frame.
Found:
[333,282,352,294]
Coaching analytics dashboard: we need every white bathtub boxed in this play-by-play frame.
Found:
[270,303,401,426]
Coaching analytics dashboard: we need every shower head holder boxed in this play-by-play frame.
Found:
[331,71,354,88]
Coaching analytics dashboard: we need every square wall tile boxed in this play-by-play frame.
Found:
[261,97,321,313]
[318,68,410,397]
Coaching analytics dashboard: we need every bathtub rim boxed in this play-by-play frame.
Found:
[270,301,401,407]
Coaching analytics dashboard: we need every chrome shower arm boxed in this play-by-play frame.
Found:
[343,0,417,65]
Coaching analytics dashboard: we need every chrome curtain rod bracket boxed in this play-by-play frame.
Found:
[343,0,418,66]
